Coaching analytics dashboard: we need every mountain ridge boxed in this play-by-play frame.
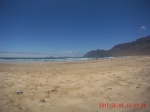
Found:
[84,35,150,57]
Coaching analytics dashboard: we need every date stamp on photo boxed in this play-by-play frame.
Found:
[99,102,146,109]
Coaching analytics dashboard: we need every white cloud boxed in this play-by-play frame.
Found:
[0,51,85,57]
[63,51,74,53]
[61,51,85,57]
[0,52,52,57]
[140,25,147,30]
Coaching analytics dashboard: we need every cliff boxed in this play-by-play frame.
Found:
[84,35,150,57]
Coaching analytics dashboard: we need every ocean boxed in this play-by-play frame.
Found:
[0,57,93,62]
[0,56,125,62]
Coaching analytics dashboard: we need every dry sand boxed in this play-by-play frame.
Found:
[0,56,150,112]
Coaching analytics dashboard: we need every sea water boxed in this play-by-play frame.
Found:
[0,57,92,62]
[0,56,126,62]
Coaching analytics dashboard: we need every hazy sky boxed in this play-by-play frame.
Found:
[0,0,150,57]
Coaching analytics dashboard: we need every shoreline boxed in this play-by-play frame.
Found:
[0,55,133,63]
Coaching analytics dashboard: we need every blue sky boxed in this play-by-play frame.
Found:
[0,0,150,57]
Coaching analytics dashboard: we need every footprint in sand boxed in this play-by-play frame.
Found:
[16,91,23,95]
[104,95,111,101]
[117,76,121,78]
[40,99,46,103]
[107,88,112,90]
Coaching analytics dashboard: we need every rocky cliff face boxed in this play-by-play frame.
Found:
[84,49,109,57]
[84,35,150,57]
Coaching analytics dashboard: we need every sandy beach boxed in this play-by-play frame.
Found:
[0,56,150,112]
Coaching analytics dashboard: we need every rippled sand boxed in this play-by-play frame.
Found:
[0,56,150,112]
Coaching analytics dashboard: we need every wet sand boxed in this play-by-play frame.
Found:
[0,56,150,112]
